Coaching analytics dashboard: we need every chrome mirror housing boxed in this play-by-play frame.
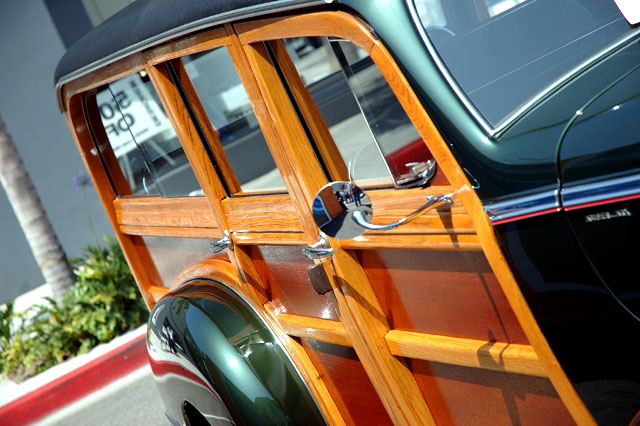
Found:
[312,181,453,240]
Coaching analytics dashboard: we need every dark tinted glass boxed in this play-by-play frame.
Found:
[416,0,632,125]
[97,72,202,196]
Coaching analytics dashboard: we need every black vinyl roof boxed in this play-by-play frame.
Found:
[54,0,332,87]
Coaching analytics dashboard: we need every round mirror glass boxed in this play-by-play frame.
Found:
[312,181,372,239]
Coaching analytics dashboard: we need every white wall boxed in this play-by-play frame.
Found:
[0,1,113,303]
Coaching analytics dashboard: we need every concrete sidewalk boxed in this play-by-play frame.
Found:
[0,285,150,425]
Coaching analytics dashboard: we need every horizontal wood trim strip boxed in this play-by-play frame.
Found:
[144,27,230,65]
[114,197,218,228]
[234,232,306,246]
[236,12,375,52]
[119,225,221,239]
[386,330,547,378]
[276,313,352,347]
[222,194,304,234]
[340,233,482,251]
[277,314,546,377]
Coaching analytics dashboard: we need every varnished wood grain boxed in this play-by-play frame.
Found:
[301,338,394,426]
[119,225,222,239]
[386,330,545,377]
[240,16,438,425]
[145,60,272,305]
[268,39,350,181]
[361,249,529,343]
[82,91,132,196]
[59,7,597,424]
[222,194,304,234]
[114,197,218,228]
[276,312,546,377]
[64,94,163,309]
[168,58,241,193]
[410,360,576,426]
[58,53,146,111]
[370,31,597,426]
[236,12,376,53]
[148,285,170,302]
[276,313,351,347]
[144,27,229,65]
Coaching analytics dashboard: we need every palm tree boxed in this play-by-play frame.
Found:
[0,114,74,305]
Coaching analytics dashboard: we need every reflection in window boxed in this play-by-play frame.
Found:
[415,0,631,125]
[485,0,528,17]
[415,0,447,28]
[97,72,202,196]
[283,37,433,188]
[183,48,286,194]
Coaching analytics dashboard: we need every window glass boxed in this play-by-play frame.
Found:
[283,37,433,188]
[97,72,202,196]
[415,0,632,125]
[142,236,223,287]
[183,48,286,193]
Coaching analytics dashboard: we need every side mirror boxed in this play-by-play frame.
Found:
[312,181,453,240]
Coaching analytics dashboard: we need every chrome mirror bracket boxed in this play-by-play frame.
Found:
[311,181,453,240]
[302,233,334,260]
[353,193,453,231]
[209,230,233,253]
[395,159,437,189]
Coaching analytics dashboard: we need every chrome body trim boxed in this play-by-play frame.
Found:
[407,0,640,138]
[55,0,333,105]
[484,173,640,223]
[484,190,560,223]
[562,174,640,209]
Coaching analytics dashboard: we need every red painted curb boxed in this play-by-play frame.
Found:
[0,334,149,426]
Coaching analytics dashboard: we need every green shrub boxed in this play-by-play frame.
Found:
[0,237,148,382]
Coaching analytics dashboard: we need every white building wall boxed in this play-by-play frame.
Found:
[0,1,114,303]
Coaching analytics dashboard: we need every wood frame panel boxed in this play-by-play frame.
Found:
[238,14,438,426]
[276,313,547,377]
[59,123,162,307]
[58,7,597,426]
[235,10,595,426]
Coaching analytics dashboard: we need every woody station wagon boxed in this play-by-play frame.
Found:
[55,0,640,425]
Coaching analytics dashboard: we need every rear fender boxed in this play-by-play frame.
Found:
[147,261,327,425]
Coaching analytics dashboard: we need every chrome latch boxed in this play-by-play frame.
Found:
[209,231,233,253]
[302,233,334,260]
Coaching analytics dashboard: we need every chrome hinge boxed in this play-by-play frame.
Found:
[302,233,334,260]
[209,231,233,253]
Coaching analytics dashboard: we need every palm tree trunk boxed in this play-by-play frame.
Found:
[0,114,74,305]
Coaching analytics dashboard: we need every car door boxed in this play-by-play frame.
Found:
[559,60,640,320]
[230,11,596,426]
[137,11,596,425]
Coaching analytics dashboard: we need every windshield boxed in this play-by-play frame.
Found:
[414,0,633,126]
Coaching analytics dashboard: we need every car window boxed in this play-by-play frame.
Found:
[96,72,202,196]
[415,0,633,125]
[282,37,434,188]
[182,48,286,194]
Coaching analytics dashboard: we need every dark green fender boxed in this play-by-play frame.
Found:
[147,278,327,426]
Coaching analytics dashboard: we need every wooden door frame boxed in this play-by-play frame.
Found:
[233,10,595,426]
[57,8,597,425]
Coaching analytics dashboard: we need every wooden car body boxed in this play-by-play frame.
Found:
[55,1,640,424]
